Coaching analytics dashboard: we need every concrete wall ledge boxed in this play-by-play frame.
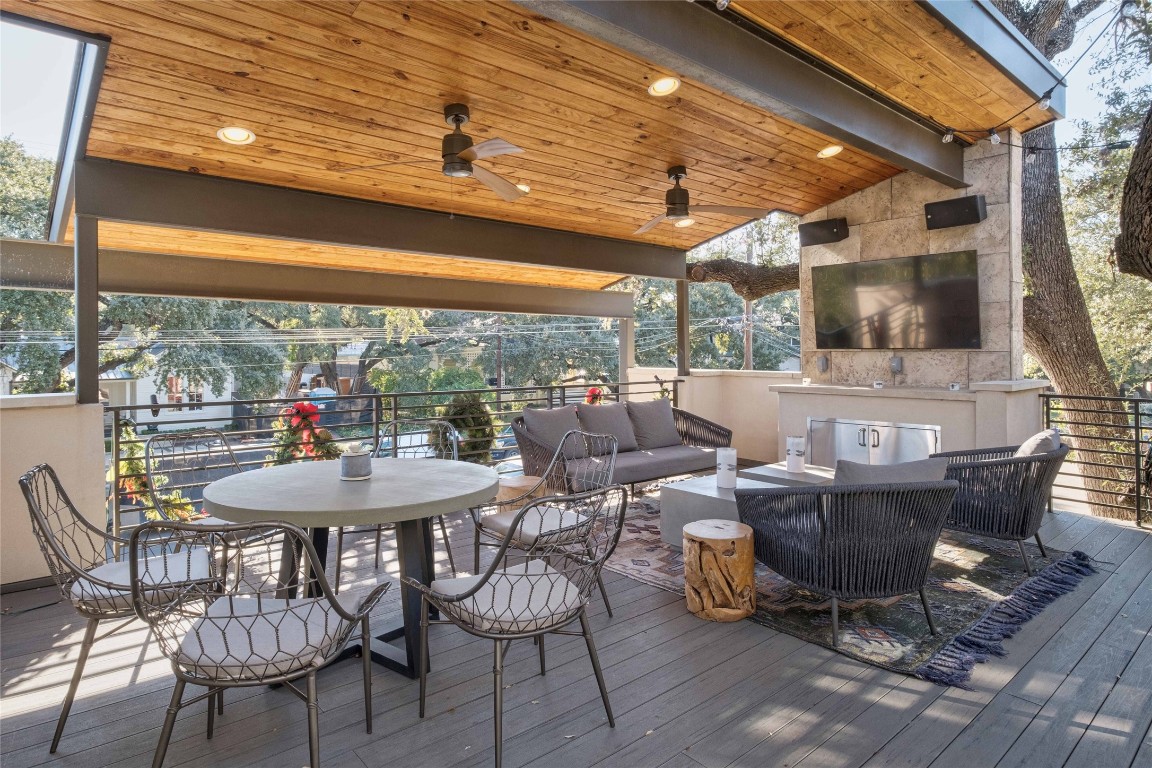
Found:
[0,393,78,409]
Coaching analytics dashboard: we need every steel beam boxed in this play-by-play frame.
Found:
[74,218,99,404]
[920,0,1066,117]
[0,239,634,318]
[521,0,967,188]
[72,159,685,281]
[676,280,690,377]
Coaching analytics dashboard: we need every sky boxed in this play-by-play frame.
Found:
[0,10,1145,162]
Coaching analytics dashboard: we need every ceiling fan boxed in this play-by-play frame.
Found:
[333,104,527,202]
[633,166,772,234]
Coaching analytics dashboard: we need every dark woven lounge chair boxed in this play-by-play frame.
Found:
[735,480,959,648]
[931,444,1070,574]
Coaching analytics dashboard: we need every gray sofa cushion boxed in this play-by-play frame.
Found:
[522,406,586,458]
[577,402,638,453]
[1014,429,1062,457]
[626,399,682,450]
[567,444,717,490]
[833,457,950,486]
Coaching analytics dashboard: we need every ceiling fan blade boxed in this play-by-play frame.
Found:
[330,158,435,172]
[458,138,524,162]
[689,205,773,218]
[633,213,667,235]
[471,164,525,202]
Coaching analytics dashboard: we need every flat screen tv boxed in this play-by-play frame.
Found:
[812,250,981,350]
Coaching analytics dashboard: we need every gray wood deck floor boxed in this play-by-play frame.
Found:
[2,505,1150,768]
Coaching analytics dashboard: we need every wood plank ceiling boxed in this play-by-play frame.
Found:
[8,1,1052,285]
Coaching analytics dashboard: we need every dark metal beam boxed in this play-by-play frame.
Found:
[676,280,690,377]
[520,0,967,188]
[74,217,99,404]
[72,159,686,281]
[0,239,635,318]
[920,0,1066,118]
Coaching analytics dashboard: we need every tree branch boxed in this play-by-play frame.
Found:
[687,259,800,301]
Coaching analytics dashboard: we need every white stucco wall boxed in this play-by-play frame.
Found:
[1,395,107,587]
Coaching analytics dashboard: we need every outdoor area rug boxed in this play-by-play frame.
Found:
[605,496,1097,688]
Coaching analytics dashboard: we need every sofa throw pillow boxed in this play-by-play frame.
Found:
[522,406,586,459]
[1014,428,1062,457]
[576,402,638,453]
[833,457,950,485]
[625,399,682,450]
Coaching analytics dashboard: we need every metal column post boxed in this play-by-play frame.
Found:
[74,216,100,404]
[676,279,690,377]
[618,317,635,394]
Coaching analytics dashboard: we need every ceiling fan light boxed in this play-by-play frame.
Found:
[674,218,695,228]
[647,76,681,96]
[816,144,843,159]
[442,160,472,178]
[217,126,256,145]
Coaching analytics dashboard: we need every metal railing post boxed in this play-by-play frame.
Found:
[110,410,122,559]
[1134,400,1145,528]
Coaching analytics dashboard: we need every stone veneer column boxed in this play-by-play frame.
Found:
[799,131,1024,387]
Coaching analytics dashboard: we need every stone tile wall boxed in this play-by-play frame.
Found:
[799,131,1023,387]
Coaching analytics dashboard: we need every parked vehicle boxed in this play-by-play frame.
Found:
[491,425,520,460]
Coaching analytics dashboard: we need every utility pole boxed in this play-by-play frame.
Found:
[495,314,504,412]
[743,231,754,370]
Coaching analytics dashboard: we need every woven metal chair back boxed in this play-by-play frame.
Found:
[144,429,243,521]
[376,419,460,460]
[19,463,129,616]
[941,444,1070,540]
[736,480,959,601]
[129,520,373,686]
[536,430,619,494]
[437,485,628,637]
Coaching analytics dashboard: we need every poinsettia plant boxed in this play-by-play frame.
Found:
[585,386,604,405]
[268,401,342,465]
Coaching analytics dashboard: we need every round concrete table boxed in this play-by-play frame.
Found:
[203,458,498,678]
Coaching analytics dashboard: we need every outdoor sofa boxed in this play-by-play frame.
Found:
[511,399,732,491]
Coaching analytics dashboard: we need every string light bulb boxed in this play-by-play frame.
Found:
[1038,89,1053,111]
[988,130,1001,145]
[942,128,955,144]
[1025,148,1037,164]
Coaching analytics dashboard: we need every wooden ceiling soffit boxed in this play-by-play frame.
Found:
[521,0,965,188]
[74,159,685,281]
[84,222,621,291]
[0,239,635,318]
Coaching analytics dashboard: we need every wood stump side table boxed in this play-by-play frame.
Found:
[682,519,755,622]
[496,475,546,507]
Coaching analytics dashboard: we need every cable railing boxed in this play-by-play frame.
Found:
[1042,393,1150,527]
[104,378,679,540]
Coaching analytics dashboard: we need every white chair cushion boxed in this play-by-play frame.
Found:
[177,594,351,681]
[431,560,583,634]
[70,549,211,613]
[481,504,588,546]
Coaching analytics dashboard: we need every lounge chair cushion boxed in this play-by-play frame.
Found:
[626,399,682,450]
[481,504,588,546]
[577,402,638,452]
[72,549,211,613]
[833,457,950,486]
[1014,429,1062,457]
[431,559,583,633]
[567,444,717,489]
[522,406,586,458]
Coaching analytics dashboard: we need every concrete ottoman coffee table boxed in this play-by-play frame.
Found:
[659,474,782,548]
[737,461,835,487]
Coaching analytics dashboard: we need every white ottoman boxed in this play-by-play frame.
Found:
[659,475,782,548]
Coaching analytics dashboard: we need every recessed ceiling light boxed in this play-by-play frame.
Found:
[516,183,531,194]
[647,76,681,97]
[216,126,256,145]
[674,218,696,228]
[816,144,843,159]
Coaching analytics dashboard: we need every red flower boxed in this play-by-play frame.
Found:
[286,401,320,428]
[585,387,604,405]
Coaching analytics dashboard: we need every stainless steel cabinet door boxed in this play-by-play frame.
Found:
[868,424,940,464]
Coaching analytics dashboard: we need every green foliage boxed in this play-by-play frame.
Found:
[106,420,196,522]
[0,136,53,239]
[428,363,487,392]
[439,392,495,464]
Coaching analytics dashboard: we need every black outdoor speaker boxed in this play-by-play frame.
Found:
[798,217,849,246]
[924,195,987,230]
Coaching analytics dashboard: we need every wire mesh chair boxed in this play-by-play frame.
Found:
[144,428,244,524]
[333,419,462,591]
[469,430,618,614]
[129,519,389,768]
[735,480,959,648]
[405,485,628,768]
[931,444,1070,574]
[18,463,208,753]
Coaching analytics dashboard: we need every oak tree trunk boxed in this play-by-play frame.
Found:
[1116,103,1152,280]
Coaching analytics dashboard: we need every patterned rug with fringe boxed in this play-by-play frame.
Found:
[605,496,1096,688]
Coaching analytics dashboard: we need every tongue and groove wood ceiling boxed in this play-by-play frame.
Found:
[10,0,1051,282]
